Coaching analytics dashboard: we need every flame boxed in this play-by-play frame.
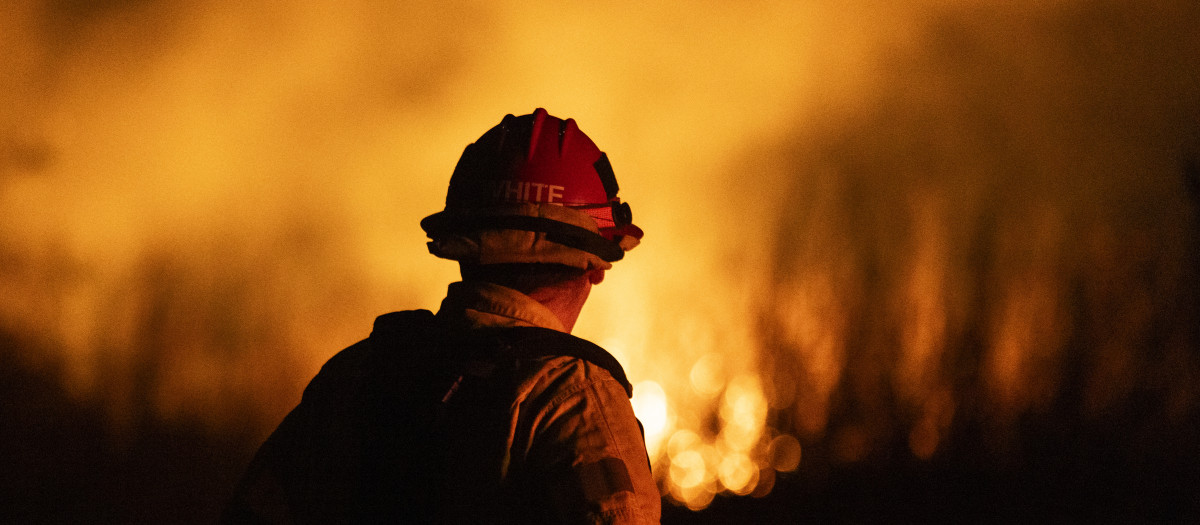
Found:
[3,0,1200,517]
[630,380,670,459]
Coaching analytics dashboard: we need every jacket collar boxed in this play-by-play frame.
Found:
[435,281,566,332]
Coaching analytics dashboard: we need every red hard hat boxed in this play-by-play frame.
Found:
[422,109,643,264]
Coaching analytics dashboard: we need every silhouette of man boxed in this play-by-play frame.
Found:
[225,109,659,524]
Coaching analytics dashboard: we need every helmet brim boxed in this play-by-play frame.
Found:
[421,207,629,263]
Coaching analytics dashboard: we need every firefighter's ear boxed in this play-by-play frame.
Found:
[587,268,605,285]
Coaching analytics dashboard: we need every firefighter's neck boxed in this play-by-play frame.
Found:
[527,269,604,333]
[527,278,591,333]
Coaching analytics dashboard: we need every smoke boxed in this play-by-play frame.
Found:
[759,0,1200,503]
[3,0,1200,520]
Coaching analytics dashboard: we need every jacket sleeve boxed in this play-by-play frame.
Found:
[222,408,302,525]
[525,362,662,524]
[222,341,372,525]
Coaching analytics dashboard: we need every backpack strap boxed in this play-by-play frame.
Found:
[369,312,634,398]
[369,310,439,353]
[481,327,634,398]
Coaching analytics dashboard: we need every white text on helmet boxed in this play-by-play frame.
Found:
[491,181,566,204]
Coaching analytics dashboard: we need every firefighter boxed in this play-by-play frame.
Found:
[225,109,660,524]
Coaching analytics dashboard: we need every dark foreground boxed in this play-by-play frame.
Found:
[4,331,1197,524]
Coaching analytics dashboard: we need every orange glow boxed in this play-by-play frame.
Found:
[768,434,803,473]
[986,204,1070,420]
[717,453,758,496]
[719,374,768,453]
[631,380,671,460]
[4,0,1200,517]
[688,353,726,398]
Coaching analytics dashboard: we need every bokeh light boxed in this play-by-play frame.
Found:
[3,0,1200,522]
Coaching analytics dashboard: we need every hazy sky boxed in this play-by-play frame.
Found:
[3,0,1199,509]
